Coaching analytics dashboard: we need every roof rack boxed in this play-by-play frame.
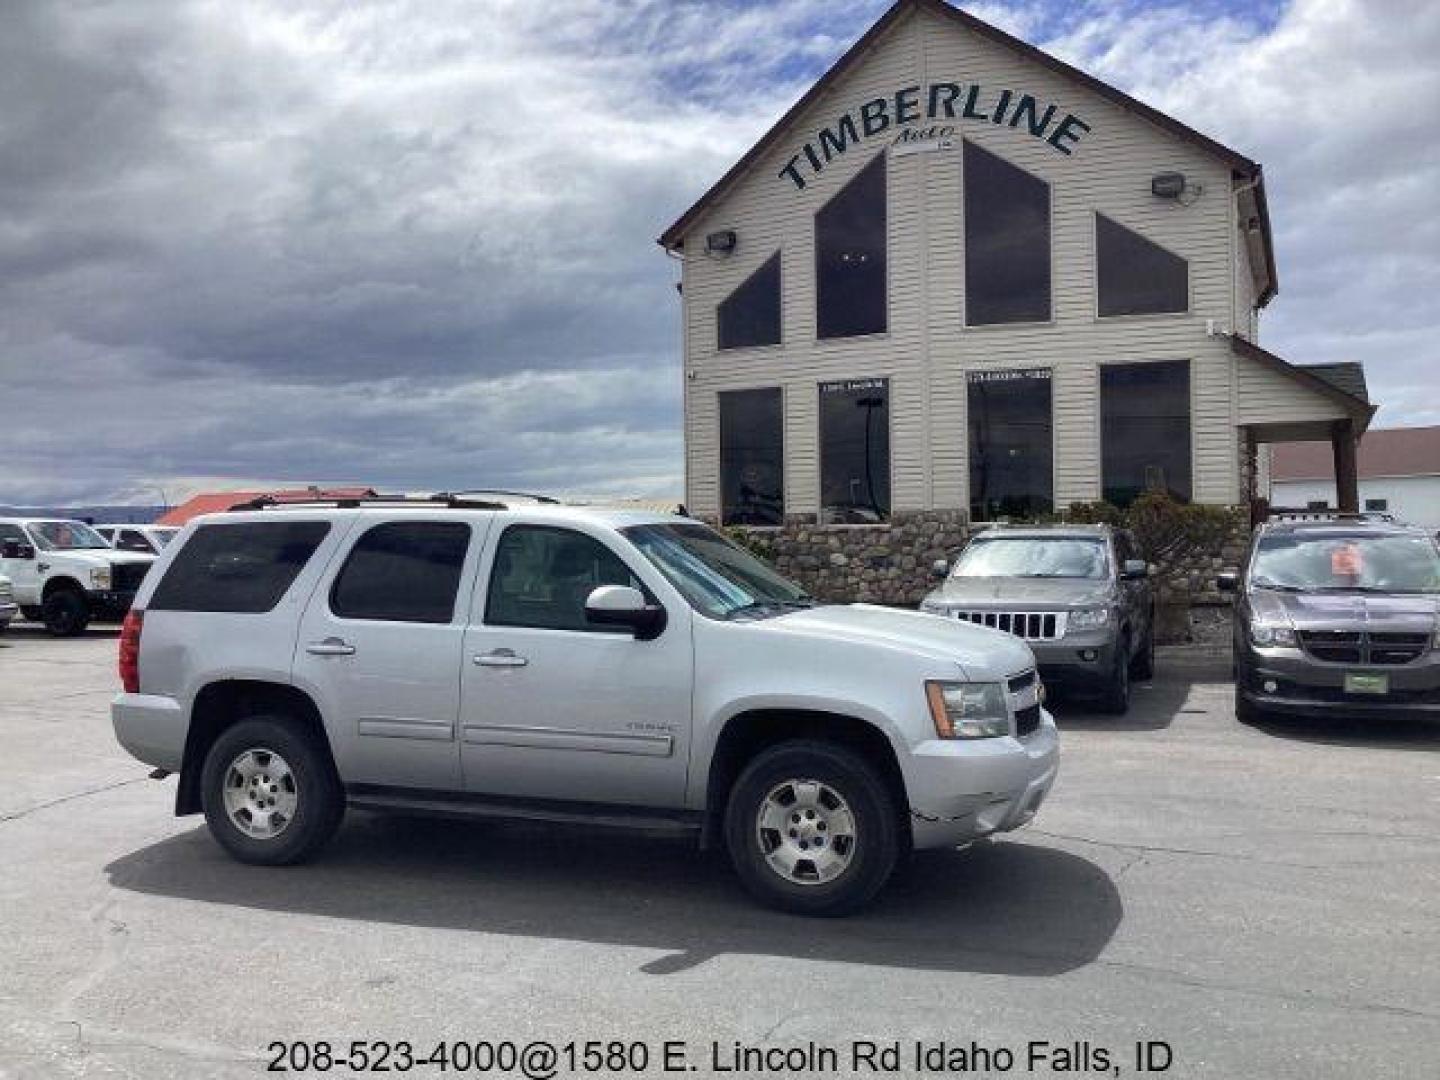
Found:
[230,491,558,512]
[1265,509,1396,524]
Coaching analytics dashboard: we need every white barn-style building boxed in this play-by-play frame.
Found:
[660,0,1374,529]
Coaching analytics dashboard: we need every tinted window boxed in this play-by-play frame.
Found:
[330,521,471,623]
[968,369,1053,520]
[117,529,152,552]
[718,252,781,350]
[150,521,331,613]
[486,526,643,632]
[720,388,784,525]
[816,153,886,339]
[1097,214,1188,317]
[0,523,27,547]
[820,378,890,523]
[965,141,1050,325]
[1102,360,1192,506]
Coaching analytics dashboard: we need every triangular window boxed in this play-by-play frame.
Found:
[718,252,782,350]
[1096,214,1188,316]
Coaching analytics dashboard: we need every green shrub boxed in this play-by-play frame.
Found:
[1063,493,1243,566]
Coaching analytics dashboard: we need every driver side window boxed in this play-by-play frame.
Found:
[485,526,643,632]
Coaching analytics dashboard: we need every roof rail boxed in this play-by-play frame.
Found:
[442,488,561,505]
[1265,508,1396,524]
[229,492,538,512]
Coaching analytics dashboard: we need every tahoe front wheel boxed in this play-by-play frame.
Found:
[200,717,344,866]
[724,739,900,916]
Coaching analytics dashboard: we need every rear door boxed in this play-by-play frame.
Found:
[458,521,693,807]
[293,517,486,791]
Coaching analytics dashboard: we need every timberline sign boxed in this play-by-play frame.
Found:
[779,82,1091,190]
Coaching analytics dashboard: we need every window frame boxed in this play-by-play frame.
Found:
[813,151,890,343]
[481,523,661,635]
[1096,358,1196,506]
[149,520,333,615]
[327,519,474,625]
[817,377,894,525]
[717,385,786,528]
[1092,211,1191,321]
[961,139,1055,330]
[716,249,784,353]
[965,366,1057,521]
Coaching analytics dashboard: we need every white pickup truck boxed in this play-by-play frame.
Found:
[0,518,155,635]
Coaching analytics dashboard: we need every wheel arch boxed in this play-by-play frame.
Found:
[701,707,910,851]
[177,679,334,815]
[41,576,85,599]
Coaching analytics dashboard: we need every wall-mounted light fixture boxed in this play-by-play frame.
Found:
[705,229,737,255]
[1152,172,1202,205]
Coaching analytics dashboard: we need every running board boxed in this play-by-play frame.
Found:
[345,784,704,837]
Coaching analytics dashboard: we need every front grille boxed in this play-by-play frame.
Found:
[1014,703,1042,737]
[1008,669,1037,694]
[1298,629,1429,666]
[952,610,1064,641]
[110,562,151,592]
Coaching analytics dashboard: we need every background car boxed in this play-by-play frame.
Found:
[0,574,17,632]
[922,524,1154,714]
[94,524,180,555]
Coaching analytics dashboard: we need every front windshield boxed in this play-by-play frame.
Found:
[27,521,111,551]
[951,537,1109,580]
[1252,532,1440,593]
[622,523,811,618]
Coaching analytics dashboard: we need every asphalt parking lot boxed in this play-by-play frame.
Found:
[1,624,1437,1079]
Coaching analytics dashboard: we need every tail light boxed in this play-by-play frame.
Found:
[119,610,144,693]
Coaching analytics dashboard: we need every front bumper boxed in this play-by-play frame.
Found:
[1238,642,1440,717]
[905,712,1060,849]
[1028,632,1119,691]
[112,693,187,772]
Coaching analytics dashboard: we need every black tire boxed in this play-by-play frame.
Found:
[1129,617,1156,681]
[200,716,344,866]
[1098,637,1132,715]
[724,739,900,916]
[1235,684,1264,726]
[42,590,89,637]
[21,606,44,622]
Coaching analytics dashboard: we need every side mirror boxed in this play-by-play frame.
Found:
[1216,570,1240,593]
[584,585,666,641]
[1,540,36,560]
[930,559,950,581]
[1122,559,1150,581]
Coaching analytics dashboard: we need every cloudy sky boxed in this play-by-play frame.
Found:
[2,0,1436,506]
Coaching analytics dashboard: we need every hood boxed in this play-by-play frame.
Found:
[760,603,1035,679]
[42,549,154,568]
[926,576,1114,608]
[1255,589,1440,633]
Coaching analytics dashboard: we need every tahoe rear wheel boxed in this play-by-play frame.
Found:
[200,717,343,866]
[724,740,899,916]
[42,590,89,637]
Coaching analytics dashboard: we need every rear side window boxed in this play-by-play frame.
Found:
[150,522,331,613]
[330,521,471,624]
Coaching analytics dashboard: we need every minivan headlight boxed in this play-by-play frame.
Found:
[90,566,112,590]
[924,681,1010,739]
[1250,620,1297,647]
[1067,607,1110,632]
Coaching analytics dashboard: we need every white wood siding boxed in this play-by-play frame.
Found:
[678,6,1330,516]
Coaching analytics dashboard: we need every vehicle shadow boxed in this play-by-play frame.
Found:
[0,621,120,641]
[1248,712,1440,751]
[106,815,1121,977]
[1046,653,1228,733]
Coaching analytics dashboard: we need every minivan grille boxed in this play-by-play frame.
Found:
[952,610,1064,641]
[1297,629,1429,666]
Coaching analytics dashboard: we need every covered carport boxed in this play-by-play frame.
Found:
[1230,335,1377,521]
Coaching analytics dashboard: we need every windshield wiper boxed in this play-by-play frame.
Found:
[725,598,814,619]
[1252,578,1305,593]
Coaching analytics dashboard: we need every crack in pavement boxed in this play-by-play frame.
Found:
[0,776,149,824]
[1027,828,1332,870]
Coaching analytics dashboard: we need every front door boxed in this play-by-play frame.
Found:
[292,518,485,791]
[460,523,693,807]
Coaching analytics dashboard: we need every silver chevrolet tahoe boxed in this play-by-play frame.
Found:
[112,495,1058,915]
[921,525,1155,714]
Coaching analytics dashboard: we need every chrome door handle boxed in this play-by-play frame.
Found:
[474,649,528,668]
[306,637,356,656]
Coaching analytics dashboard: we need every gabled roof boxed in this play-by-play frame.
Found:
[1271,426,1440,482]
[1229,335,1376,430]
[658,0,1277,304]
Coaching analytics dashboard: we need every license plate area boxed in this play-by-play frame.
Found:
[1344,673,1389,696]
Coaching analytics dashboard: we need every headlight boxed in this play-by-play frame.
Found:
[1250,620,1297,647]
[1067,606,1110,632]
[90,566,112,590]
[924,681,1010,739]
